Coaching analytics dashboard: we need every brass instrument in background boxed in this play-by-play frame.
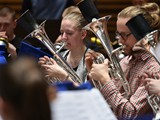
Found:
[140,30,160,65]
[83,15,131,98]
[139,30,160,118]
[19,11,83,85]
[126,14,160,119]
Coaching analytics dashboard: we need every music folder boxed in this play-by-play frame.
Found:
[18,41,52,61]
[50,88,117,120]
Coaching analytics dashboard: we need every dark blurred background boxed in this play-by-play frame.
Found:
[0,0,160,44]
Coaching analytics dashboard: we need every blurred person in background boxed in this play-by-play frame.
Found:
[21,0,74,20]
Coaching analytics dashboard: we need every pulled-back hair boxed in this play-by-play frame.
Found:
[63,9,88,30]
[62,6,80,18]
[118,2,160,30]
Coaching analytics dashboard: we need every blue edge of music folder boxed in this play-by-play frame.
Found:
[53,81,93,91]
[18,41,53,60]
[0,45,7,64]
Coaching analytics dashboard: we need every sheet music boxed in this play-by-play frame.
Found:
[51,88,117,120]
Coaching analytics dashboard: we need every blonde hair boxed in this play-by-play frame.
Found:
[118,2,160,29]
[62,6,80,18]
[63,10,87,29]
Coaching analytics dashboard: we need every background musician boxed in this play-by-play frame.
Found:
[0,6,22,60]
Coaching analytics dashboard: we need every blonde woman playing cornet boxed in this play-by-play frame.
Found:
[39,6,89,85]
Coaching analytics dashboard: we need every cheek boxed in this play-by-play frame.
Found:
[66,36,77,47]
[126,36,137,47]
[72,33,82,42]
[130,40,137,48]
[5,26,13,34]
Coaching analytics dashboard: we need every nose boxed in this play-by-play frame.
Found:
[118,37,125,45]
[61,32,67,40]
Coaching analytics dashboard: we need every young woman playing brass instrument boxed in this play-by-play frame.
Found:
[85,2,160,120]
[39,6,89,85]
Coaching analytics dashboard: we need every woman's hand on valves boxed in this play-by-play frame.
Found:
[85,50,111,85]
[39,56,67,80]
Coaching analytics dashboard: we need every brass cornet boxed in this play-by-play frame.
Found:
[89,52,105,89]
[18,10,83,85]
[45,41,66,84]
[83,16,131,98]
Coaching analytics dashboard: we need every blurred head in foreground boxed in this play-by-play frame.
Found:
[0,56,55,120]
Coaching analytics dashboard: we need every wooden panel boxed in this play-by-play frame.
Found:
[0,0,159,42]
[0,0,22,2]
[0,0,23,18]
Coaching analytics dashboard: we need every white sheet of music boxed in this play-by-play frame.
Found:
[51,88,117,120]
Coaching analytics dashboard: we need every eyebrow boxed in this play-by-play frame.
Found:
[116,31,131,34]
